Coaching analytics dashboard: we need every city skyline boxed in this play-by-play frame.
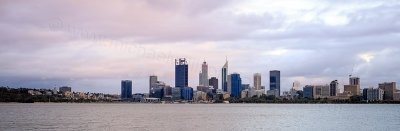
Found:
[1,0,400,94]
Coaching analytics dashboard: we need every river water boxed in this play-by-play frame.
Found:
[0,103,399,131]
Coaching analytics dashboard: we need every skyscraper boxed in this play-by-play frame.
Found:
[330,80,338,96]
[149,75,158,94]
[231,73,242,98]
[344,77,360,96]
[209,77,218,90]
[221,59,228,92]
[253,73,261,90]
[270,70,281,95]
[121,80,132,100]
[199,61,209,86]
[227,74,232,93]
[175,58,188,88]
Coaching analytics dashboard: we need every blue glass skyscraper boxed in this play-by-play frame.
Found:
[175,58,188,88]
[270,70,281,95]
[231,73,242,98]
[121,80,132,100]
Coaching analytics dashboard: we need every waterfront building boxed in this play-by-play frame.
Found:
[121,80,132,100]
[313,85,330,98]
[209,77,218,90]
[344,85,360,96]
[394,92,400,101]
[365,87,384,101]
[149,75,158,94]
[270,70,281,95]
[379,82,396,100]
[253,73,261,90]
[172,87,182,101]
[199,61,209,86]
[230,73,242,98]
[175,58,188,88]
[343,77,361,96]
[163,85,172,96]
[153,88,164,99]
[330,80,339,96]
[221,59,228,92]
[182,87,193,101]
[59,86,71,93]
[303,85,313,99]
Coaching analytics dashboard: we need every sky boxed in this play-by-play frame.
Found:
[1,0,400,94]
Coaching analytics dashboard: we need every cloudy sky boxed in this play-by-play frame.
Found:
[1,0,400,94]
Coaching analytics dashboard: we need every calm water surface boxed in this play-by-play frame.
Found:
[0,104,399,131]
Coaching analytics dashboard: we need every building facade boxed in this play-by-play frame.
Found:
[172,87,182,101]
[231,73,242,98]
[149,75,158,94]
[182,87,193,100]
[221,60,228,92]
[366,87,384,101]
[209,77,218,90]
[253,73,261,90]
[175,58,188,88]
[270,70,281,95]
[199,61,209,86]
[121,80,132,100]
[227,74,232,94]
[330,80,338,96]
[379,82,396,100]
[303,85,313,99]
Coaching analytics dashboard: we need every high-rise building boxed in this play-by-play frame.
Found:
[227,74,232,93]
[313,85,330,98]
[253,73,261,90]
[59,86,71,93]
[344,77,360,96]
[379,82,396,100]
[303,85,313,99]
[330,80,339,96]
[199,61,209,86]
[344,85,360,96]
[365,87,384,101]
[209,77,218,90]
[175,58,188,88]
[231,73,242,98]
[149,75,158,94]
[221,59,228,92]
[269,70,281,95]
[121,80,132,100]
